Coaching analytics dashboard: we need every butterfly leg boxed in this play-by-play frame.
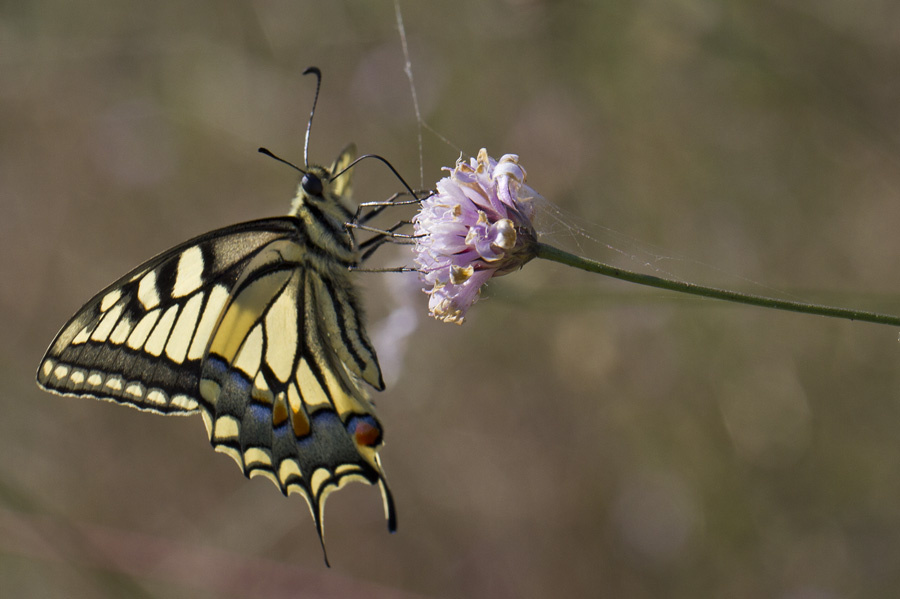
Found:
[353,189,433,226]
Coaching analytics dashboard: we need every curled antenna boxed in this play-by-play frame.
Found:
[258,147,306,174]
[302,66,322,169]
[333,153,419,201]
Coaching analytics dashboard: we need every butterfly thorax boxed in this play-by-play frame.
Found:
[289,164,359,268]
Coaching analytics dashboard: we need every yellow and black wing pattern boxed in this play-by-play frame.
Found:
[36,146,396,558]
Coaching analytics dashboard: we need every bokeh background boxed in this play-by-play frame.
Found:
[4,1,900,597]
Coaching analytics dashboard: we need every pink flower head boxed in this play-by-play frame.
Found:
[412,149,538,324]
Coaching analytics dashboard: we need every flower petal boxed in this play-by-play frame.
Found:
[413,149,539,323]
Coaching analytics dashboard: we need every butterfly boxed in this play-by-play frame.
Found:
[35,67,396,565]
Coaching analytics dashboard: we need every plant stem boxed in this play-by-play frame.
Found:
[534,242,900,328]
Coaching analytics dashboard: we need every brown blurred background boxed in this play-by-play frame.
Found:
[5,1,900,597]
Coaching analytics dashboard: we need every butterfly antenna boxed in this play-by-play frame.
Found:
[258,147,306,174]
[334,153,420,200]
[302,66,322,170]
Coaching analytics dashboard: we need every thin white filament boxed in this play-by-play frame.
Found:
[394,0,424,189]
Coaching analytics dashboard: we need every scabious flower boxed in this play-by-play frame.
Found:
[412,148,539,324]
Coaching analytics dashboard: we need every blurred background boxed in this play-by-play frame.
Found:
[4,1,900,597]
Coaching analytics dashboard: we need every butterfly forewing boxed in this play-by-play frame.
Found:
[37,219,300,414]
[36,145,396,557]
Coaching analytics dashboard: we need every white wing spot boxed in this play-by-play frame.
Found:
[252,371,274,404]
[41,360,54,378]
[310,468,332,497]
[146,389,168,405]
[165,292,203,364]
[72,325,92,345]
[128,267,149,283]
[69,370,86,385]
[335,463,361,476]
[173,246,205,298]
[109,316,133,345]
[127,309,161,350]
[265,287,297,382]
[105,376,124,391]
[53,364,69,380]
[187,285,229,361]
[215,445,244,469]
[199,378,221,404]
[125,383,144,398]
[278,459,303,484]
[233,324,264,378]
[214,415,240,440]
[138,270,161,310]
[285,482,306,497]
[244,448,272,467]
[100,289,123,312]
[171,394,199,411]
[90,303,124,343]
[318,364,361,418]
[87,373,103,387]
[144,305,179,357]
[296,359,329,409]
[287,382,303,415]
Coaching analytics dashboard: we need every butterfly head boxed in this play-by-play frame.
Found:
[300,170,324,197]
[289,144,357,223]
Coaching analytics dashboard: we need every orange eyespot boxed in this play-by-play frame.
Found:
[350,416,382,447]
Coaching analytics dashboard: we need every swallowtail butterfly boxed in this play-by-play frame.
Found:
[36,67,396,564]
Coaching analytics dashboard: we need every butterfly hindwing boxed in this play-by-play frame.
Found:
[196,239,395,539]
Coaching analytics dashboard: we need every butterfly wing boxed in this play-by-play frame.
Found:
[37,216,395,553]
[37,217,304,413]
[197,237,395,549]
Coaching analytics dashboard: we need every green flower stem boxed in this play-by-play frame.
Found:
[534,242,900,328]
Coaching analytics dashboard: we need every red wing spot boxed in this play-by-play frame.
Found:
[352,418,382,447]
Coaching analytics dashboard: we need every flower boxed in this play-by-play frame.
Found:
[412,148,539,324]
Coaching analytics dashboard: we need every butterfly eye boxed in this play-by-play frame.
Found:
[301,172,324,197]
